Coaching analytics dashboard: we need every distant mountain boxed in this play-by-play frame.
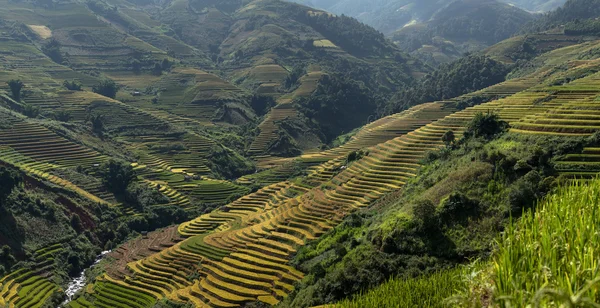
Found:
[391,0,534,65]
[503,0,566,12]
[520,0,600,34]
[287,0,561,35]
[485,0,600,64]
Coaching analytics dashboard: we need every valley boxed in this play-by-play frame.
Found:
[0,0,599,307]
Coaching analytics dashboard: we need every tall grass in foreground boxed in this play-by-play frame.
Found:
[335,268,467,308]
[494,179,600,307]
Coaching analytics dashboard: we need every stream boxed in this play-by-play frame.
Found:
[61,250,111,306]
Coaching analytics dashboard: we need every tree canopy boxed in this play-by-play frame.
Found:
[92,79,118,99]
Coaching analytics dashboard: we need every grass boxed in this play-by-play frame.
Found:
[335,268,466,308]
[493,178,600,307]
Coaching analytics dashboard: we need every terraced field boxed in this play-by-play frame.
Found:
[66,69,567,307]
[0,243,64,308]
[248,66,325,157]
[247,104,300,157]
[152,68,246,123]
[509,68,600,178]
[0,109,111,203]
[245,65,289,96]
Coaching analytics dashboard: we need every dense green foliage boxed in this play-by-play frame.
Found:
[295,11,397,57]
[54,110,73,122]
[89,114,105,136]
[384,56,510,114]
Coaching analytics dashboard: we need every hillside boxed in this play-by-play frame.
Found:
[44,26,600,308]
[0,0,429,306]
[1,0,600,307]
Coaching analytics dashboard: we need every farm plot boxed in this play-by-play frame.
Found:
[0,112,113,204]
[152,68,245,123]
[511,71,600,136]
[247,104,299,157]
[246,65,289,96]
[69,72,560,308]
[0,243,65,308]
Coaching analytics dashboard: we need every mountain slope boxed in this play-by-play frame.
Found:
[391,0,534,65]
[57,25,600,308]
[504,0,566,12]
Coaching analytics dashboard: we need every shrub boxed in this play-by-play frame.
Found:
[70,214,83,232]
[161,58,171,71]
[249,94,276,116]
[347,150,367,164]
[7,79,24,101]
[92,79,118,98]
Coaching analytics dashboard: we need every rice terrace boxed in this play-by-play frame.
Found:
[2,0,600,307]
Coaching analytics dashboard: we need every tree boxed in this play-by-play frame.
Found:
[0,245,16,269]
[442,130,455,146]
[98,159,136,194]
[41,39,64,63]
[89,114,105,136]
[70,214,83,232]
[152,63,163,76]
[54,110,72,122]
[0,166,21,204]
[22,104,40,118]
[161,58,171,71]
[464,112,509,140]
[131,59,141,74]
[7,79,24,101]
[63,80,82,91]
[92,79,118,99]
